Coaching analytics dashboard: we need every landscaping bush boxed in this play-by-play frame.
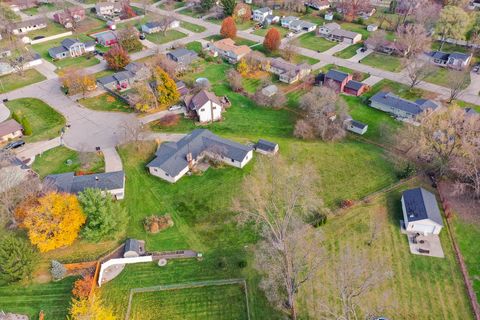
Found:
[396,162,417,179]
[307,211,327,228]
[143,214,174,233]
[72,275,94,299]
[157,114,180,127]
[21,117,32,135]
[51,260,66,281]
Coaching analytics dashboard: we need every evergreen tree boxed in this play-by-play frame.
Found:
[0,234,39,284]
[78,188,128,242]
[201,0,214,11]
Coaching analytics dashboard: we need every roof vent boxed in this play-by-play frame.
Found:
[95,176,99,181]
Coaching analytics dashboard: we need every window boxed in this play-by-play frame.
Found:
[200,108,205,112]
[231,159,235,163]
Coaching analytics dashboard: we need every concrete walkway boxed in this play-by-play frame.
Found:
[363,75,383,87]
[139,132,186,142]
[348,48,373,63]
[0,103,10,123]
[139,108,185,125]
[103,147,123,172]
[34,60,58,80]
[15,137,62,164]
[322,43,351,56]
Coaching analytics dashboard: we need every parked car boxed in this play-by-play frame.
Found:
[360,47,367,52]
[94,50,104,56]
[139,33,146,40]
[33,35,45,40]
[168,105,183,111]
[3,140,25,150]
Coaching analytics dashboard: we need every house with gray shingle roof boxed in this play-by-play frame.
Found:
[183,90,223,123]
[147,129,253,183]
[369,91,438,119]
[269,58,311,84]
[10,17,47,35]
[45,170,125,200]
[401,188,443,235]
[253,7,273,22]
[428,51,472,70]
[166,48,198,69]
[48,38,95,60]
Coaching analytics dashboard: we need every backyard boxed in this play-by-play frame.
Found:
[0,69,46,94]
[145,30,188,45]
[32,145,105,178]
[4,98,65,142]
[78,93,133,113]
[297,183,474,320]
[253,26,289,38]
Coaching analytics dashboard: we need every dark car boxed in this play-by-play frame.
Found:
[33,35,45,40]
[360,47,367,52]
[3,140,25,150]
[139,33,146,40]
[94,50,104,56]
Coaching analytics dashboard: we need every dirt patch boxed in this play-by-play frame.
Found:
[438,181,480,226]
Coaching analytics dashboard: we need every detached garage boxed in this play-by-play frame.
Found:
[401,188,443,235]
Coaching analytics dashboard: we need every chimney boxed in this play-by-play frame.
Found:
[186,152,193,169]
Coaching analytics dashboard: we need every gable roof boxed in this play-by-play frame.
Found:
[12,17,46,30]
[255,139,278,152]
[0,119,23,137]
[370,91,429,115]
[147,129,252,177]
[402,188,443,226]
[45,171,125,194]
[96,31,117,42]
[211,38,251,56]
[124,238,141,254]
[331,28,360,39]
[429,50,471,62]
[184,90,220,111]
[254,7,271,13]
[168,48,197,60]
[345,80,366,91]
[349,119,367,130]
[322,22,340,30]
[325,69,349,82]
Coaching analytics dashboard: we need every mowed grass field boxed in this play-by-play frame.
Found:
[129,284,249,320]
[0,277,76,319]
[5,98,65,142]
[297,183,474,319]
[0,69,46,94]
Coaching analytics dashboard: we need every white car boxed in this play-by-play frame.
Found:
[168,105,183,112]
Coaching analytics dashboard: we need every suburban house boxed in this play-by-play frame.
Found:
[0,51,42,76]
[95,2,123,18]
[166,48,198,69]
[281,16,299,28]
[184,90,223,123]
[288,20,317,32]
[45,170,126,200]
[254,139,279,155]
[305,0,330,10]
[365,39,399,55]
[428,51,472,70]
[98,71,133,91]
[8,0,38,10]
[95,31,118,47]
[206,38,251,63]
[176,80,189,96]
[265,14,280,24]
[401,188,443,235]
[48,38,95,60]
[253,7,272,22]
[0,154,32,193]
[124,62,150,81]
[53,6,86,28]
[123,239,145,258]
[141,20,180,34]
[269,57,311,84]
[10,18,47,35]
[345,119,368,135]
[146,129,253,183]
[317,23,362,44]
[316,69,369,96]
[0,119,23,142]
[370,91,439,119]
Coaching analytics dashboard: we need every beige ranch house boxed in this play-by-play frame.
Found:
[147,129,253,183]
[0,119,23,142]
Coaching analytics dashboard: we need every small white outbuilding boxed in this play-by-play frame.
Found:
[401,188,443,235]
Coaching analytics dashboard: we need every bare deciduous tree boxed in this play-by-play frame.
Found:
[403,57,437,88]
[317,245,394,320]
[395,24,431,58]
[446,69,469,103]
[227,69,243,92]
[233,156,324,319]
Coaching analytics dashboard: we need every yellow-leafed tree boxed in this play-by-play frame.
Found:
[69,294,117,320]
[237,58,249,76]
[22,192,86,252]
[154,66,179,108]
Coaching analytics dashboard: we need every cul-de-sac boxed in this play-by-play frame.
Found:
[0,0,479,319]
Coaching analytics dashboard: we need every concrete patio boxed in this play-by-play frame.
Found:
[400,220,445,258]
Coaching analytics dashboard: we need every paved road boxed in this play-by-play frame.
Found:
[0,103,10,122]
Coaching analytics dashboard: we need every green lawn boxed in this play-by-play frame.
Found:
[297,183,474,319]
[26,21,67,39]
[452,217,480,304]
[4,98,66,142]
[129,284,249,320]
[333,43,363,59]
[78,93,133,113]
[32,145,105,178]
[242,78,261,94]
[340,22,370,39]
[21,2,71,15]
[0,69,46,94]
[180,21,206,33]
[146,30,188,45]
[360,52,403,72]
[297,32,337,52]
[0,277,76,320]
[177,7,203,18]
[32,35,100,70]
[185,41,203,54]
[424,68,471,88]
[253,26,289,38]
[367,79,432,101]
[455,100,480,113]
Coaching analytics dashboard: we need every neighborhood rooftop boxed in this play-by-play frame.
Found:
[45,171,125,194]
[147,129,252,177]
[370,91,438,116]
[402,188,443,226]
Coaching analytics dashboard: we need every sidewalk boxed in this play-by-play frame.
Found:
[34,60,58,80]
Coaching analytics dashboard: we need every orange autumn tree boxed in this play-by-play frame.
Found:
[22,192,86,252]
[72,275,94,299]
[220,16,237,39]
[263,28,281,52]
